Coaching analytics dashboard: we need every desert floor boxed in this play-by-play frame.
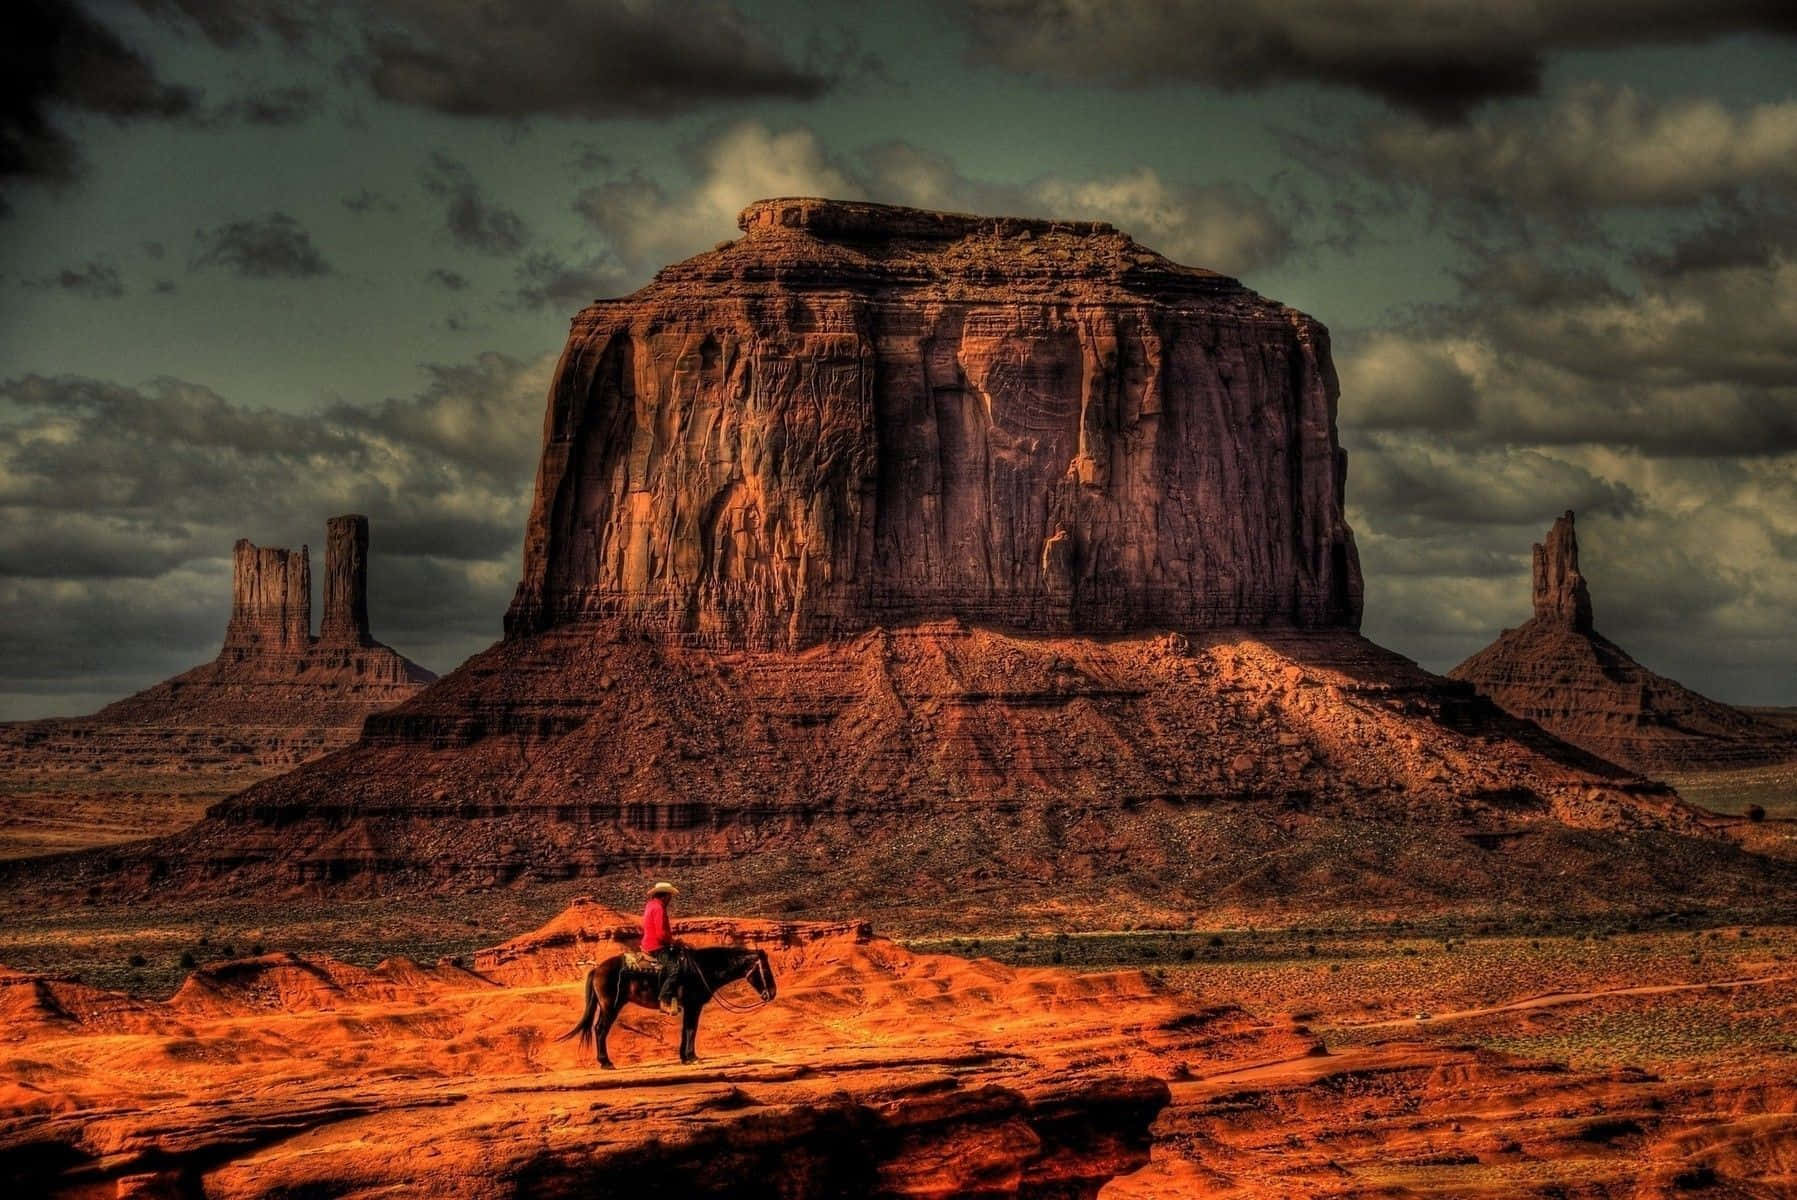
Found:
[5,888,1797,1196]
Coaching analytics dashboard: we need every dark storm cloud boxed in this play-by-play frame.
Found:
[208,83,322,126]
[425,267,468,290]
[1354,84,1797,215]
[189,211,331,278]
[954,0,1797,122]
[360,0,836,119]
[129,0,841,118]
[0,354,553,694]
[566,143,612,174]
[1347,437,1639,531]
[1632,204,1797,277]
[1,0,198,211]
[341,186,396,214]
[420,152,528,256]
[23,257,124,298]
[323,351,546,476]
[512,250,627,311]
[129,0,318,48]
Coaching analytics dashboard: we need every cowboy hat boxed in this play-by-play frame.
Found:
[648,881,679,896]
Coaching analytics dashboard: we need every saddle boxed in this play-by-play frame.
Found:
[621,948,684,974]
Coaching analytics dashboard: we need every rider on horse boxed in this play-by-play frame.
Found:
[641,881,681,1014]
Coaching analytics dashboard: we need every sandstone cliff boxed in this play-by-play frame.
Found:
[0,907,1181,1198]
[0,516,435,858]
[223,541,311,655]
[506,198,1362,648]
[1451,512,1797,775]
[27,201,1791,917]
[319,514,373,645]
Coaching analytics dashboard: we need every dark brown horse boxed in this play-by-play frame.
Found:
[559,946,776,1067]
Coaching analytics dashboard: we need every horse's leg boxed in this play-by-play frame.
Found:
[680,1003,699,1064]
[594,994,619,1069]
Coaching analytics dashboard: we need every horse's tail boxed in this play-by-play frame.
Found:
[556,966,599,1046]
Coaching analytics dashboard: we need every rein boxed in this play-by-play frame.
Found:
[690,952,772,1013]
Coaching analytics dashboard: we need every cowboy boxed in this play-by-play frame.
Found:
[641,881,682,1014]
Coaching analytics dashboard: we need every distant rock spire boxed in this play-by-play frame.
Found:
[1531,510,1593,632]
[224,540,311,655]
[321,514,372,645]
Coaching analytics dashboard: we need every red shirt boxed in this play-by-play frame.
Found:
[641,896,671,953]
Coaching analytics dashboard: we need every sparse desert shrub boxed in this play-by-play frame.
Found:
[179,951,196,969]
[1050,950,1064,964]
[1208,935,1224,948]
[1748,804,1766,822]
[1179,946,1196,961]
[128,953,147,968]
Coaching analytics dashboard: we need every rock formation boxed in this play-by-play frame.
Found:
[319,514,372,645]
[1531,511,1593,632]
[223,541,312,655]
[506,197,1362,648]
[26,200,1792,914]
[0,516,435,859]
[10,902,1797,1198]
[0,905,1182,1198]
[1452,511,1797,775]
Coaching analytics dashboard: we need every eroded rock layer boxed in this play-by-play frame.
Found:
[506,198,1362,649]
[67,620,1793,922]
[9,904,1797,1199]
[1452,512,1797,775]
[0,516,435,859]
[0,906,1181,1199]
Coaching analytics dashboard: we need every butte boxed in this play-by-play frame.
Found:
[1451,511,1797,776]
[42,200,1794,923]
[0,516,434,858]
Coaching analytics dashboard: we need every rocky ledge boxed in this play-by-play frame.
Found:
[0,904,1189,1199]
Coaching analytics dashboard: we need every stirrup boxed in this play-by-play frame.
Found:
[660,997,682,1015]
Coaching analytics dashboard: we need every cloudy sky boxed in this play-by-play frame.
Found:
[3,0,1795,719]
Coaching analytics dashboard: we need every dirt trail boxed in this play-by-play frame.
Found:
[1340,970,1797,1030]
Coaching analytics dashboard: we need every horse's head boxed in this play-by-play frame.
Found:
[749,949,776,1002]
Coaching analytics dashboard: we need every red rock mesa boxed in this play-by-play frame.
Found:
[42,202,1792,916]
[506,197,1363,647]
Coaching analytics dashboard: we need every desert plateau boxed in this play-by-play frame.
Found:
[6,6,1797,1196]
